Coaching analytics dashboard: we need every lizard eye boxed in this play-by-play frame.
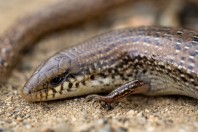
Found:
[50,76,64,87]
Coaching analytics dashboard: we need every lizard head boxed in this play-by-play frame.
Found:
[21,51,87,102]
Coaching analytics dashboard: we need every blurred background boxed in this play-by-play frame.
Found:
[0,0,198,35]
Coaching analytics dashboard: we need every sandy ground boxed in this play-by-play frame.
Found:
[0,0,198,132]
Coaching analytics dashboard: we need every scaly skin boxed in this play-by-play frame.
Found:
[22,27,198,102]
[0,1,197,102]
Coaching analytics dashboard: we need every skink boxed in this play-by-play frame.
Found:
[21,26,198,102]
[0,0,197,102]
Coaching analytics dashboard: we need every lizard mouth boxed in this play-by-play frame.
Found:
[21,81,72,102]
[21,77,94,102]
[21,88,73,102]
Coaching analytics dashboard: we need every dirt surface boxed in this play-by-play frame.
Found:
[0,0,198,132]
